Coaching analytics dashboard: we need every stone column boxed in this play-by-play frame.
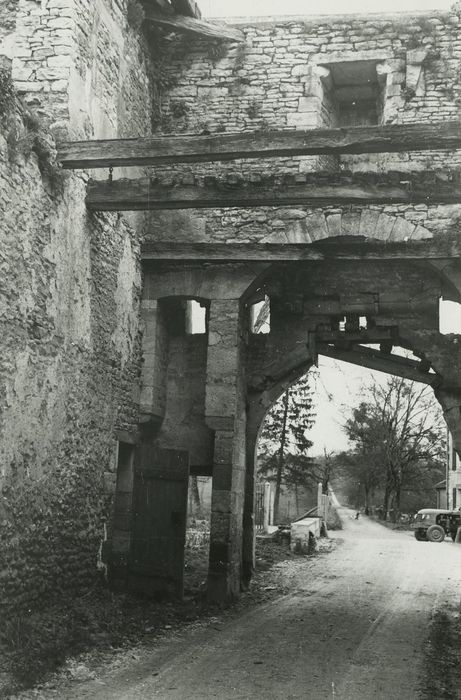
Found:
[139,299,168,426]
[206,299,246,602]
[241,428,258,589]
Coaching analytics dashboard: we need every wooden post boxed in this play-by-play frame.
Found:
[263,482,271,534]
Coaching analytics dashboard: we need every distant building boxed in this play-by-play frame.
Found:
[447,433,461,510]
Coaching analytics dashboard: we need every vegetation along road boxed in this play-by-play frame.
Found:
[23,508,461,699]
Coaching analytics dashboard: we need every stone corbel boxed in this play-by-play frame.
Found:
[405,48,429,97]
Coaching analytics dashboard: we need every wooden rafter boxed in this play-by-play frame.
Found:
[86,172,461,211]
[58,122,461,170]
[143,7,244,42]
[319,344,439,386]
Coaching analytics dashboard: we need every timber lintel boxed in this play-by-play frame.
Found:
[58,121,461,169]
[86,171,461,211]
[140,241,460,262]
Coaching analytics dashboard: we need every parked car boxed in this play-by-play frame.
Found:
[412,508,461,542]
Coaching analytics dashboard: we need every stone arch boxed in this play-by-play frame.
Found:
[261,210,433,244]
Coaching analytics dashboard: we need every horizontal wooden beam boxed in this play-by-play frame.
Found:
[143,8,244,42]
[319,344,439,386]
[58,121,461,169]
[86,172,461,210]
[140,240,461,262]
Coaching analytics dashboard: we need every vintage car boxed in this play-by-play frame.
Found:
[412,508,461,542]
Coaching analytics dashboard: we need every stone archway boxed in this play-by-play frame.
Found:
[261,210,432,244]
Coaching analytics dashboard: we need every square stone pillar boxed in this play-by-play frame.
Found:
[206,299,246,602]
[139,299,168,425]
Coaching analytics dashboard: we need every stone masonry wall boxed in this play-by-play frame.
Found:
[146,6,461,247]
[0,1,153,619]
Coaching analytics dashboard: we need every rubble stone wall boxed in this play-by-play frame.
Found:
[0,0,152,619]
[148,7,461,245]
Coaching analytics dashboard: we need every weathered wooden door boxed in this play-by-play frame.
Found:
[129,445,189,598]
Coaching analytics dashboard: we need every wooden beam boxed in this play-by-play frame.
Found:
[58,121,461,170]
[140,240,461,262]
[86,173,461,210]
[320,344,439,386]
[143,8,244,42]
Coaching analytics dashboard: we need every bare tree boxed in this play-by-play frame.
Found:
[343,376,445,521]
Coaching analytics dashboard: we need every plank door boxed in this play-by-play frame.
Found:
[129,445,189,598]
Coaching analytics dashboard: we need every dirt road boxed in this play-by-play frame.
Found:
[42,509,461,699]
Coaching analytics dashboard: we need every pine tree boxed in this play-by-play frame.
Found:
[258,373,316,522]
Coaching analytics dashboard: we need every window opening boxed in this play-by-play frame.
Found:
[439,297,461,335]
[185,300,207,335]
[250,296,270,334]
[321,60,383,127]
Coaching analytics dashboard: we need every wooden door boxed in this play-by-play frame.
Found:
[129,445,189,598]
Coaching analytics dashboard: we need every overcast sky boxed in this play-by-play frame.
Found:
[201,0,453,17]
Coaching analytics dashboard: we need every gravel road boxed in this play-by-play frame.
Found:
[44,508,461,699]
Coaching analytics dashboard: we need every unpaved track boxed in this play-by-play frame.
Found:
[61,509,461,699]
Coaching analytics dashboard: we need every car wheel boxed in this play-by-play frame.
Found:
[414,531,426,541]
[426,525,445,543]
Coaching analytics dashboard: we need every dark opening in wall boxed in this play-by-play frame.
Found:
[116,442,135,492]
[185,299,207,335]
[250,296,270,334]
[321,60,383,127]
[110,441,136,586]
[160,297,209,335]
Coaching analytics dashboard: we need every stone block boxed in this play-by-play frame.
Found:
[359,209,381,239]
[306,211,328,241]
[389,216,415,242]
[290,518,321,554]
[285,221,311,243]
[326,213,342,238]
[341,211,362,237]
[214,433,234,465]
[47,54,72,67]
[297,96,321,113]
[206,385,237,418]
[374,213,396,241]
[211,489,234,514]
[36,67,68,80]
[291,64,310,76]
[411,225,432,240]
[287,112,320,128]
